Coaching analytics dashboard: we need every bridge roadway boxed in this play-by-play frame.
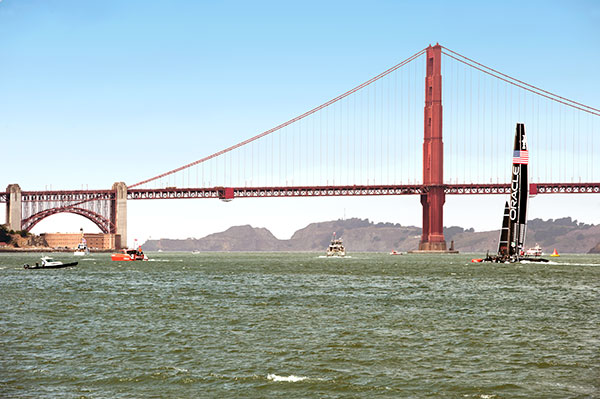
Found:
[2,182,598,249]
[2,182,600,203]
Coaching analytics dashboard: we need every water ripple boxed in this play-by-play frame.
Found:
[1,252,599,398]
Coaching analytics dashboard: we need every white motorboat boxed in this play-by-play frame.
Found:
[73,229,90,256]
[525,243,542,257]
[326,233,346,257]
[24,256,78,269]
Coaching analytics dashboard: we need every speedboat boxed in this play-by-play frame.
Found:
[24,256,78,269]
[389,250,403,255]
[111,246,148,261]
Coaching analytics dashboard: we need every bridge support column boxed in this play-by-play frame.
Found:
[5,184,22,231]
[419,187,446,250]
[418,43,448,251]
[111,182,127,249]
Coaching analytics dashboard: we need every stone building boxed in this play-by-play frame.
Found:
[41,233,121,250]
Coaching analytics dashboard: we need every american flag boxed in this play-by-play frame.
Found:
[513,150,529,164]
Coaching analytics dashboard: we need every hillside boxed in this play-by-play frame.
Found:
[0,225,48,249]
[142,217,600,253]
[589,242,600,254]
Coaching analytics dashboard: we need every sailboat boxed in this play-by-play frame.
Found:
[478,123,549,263]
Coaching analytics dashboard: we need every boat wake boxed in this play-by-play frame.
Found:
[267,374,307,382]
[554,262,600,267]
[520,260,559,265]
[317,255,352,259]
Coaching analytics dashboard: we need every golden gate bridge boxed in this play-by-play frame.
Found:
[2,44,599,249]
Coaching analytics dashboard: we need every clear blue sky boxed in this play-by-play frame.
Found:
[1,0,599,244]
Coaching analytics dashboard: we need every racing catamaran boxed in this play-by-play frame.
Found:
[477,123,548,263]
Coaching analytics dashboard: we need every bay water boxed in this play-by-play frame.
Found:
[1,252,598,398]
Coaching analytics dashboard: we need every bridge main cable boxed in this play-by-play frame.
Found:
[441,46,600,116]
[129,47,427,188]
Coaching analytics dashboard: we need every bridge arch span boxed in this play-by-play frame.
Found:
[22,207,113,234]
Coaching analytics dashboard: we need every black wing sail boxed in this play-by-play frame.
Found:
[507,123,529,258]
[497,201,510,256]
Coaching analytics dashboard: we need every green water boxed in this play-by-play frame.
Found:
[1,252,599,398]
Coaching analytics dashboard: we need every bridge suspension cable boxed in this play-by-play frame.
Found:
[130,47,427,188]
[441,46,599,186]
[129,44,599,191]
[441,46,600,116]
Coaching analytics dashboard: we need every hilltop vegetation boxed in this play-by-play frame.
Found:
[0,225,48,248]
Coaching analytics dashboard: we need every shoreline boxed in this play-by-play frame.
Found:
[0,248,114,253]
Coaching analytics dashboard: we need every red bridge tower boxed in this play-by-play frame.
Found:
[419,44,448,251]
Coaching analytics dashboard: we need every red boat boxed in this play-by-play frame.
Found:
[111,246,148,261]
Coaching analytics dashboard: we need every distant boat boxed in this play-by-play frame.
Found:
[525,243,543,257]
[24,256,78,269]
[73,228,90,256]
[475,123,548,264]
[326,232,346,257]
[111,246,148,261]
[550,248,560,257]
[389,250,403,255]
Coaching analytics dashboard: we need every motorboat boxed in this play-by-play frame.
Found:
[73,228,90,256]
[326,233,346,257]
[389,250,403,255]
[525,243,542,257]
[24,256,78,269]
[111,246,148,261]
[74,240,90,256]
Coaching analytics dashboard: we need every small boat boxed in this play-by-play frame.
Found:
[389,250,403,255]
[111,246,148,261]
[478,123,548,264]
[550,248,560,257]
[24,256,78,269]
[326,232,346,257]
[74,230,90,256]
[525,243,543,257]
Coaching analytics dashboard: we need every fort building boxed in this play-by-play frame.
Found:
[41,233,121,250]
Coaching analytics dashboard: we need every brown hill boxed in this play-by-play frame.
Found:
[142,217,600,253]
[151,225,282,252]
[0,225,48,249]
[587,242,600,254]
[286,219,421,252]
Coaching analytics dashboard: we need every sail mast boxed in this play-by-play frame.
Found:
[508,123,529,258]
